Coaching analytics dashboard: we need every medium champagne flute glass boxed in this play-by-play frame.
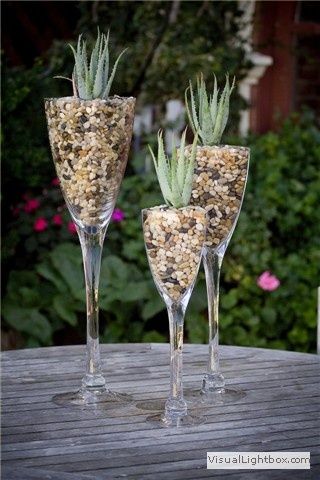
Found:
[142,205,207,426]
[191,144,250,402]
[45,95,135,406]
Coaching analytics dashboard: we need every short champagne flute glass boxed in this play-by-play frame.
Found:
[142,205,207,426]
[45,95,135,407]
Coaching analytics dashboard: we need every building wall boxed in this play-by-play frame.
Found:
[251,0,320,133]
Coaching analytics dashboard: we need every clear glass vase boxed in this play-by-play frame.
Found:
[142,206,207,426]
[190,144,250,403]
[45,95,135,406]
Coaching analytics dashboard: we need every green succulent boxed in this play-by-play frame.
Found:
[185,73,235,146]
[57,29,127,100]
[148,129,198,208]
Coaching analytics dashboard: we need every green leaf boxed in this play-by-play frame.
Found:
[185,81,200,135]
[209,74,218,125]
[221,289,238,309]
[93,35,107,98]
[102,47,127,99]
[19,287,41,308]
[53,295,77,325]
[176,128,187,194]
[89,27,101,83]
[182,133,197,205]
[2,305,52,343]
[126,281,151,301]
[49,243,83,296]
[141,294,165,320]
[36,261,66,292]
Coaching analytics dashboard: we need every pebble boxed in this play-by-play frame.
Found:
[143,206,206,302]
[45,96,135,226]
[185,144,249,248]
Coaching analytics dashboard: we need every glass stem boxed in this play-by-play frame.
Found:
[165,301,187,418]
[202,247,225,391]
[78,226,107,391]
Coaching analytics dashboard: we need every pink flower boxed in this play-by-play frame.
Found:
[112,208,125,223]
[257,271,280,291]
[52,214,63,226]
[34,217,48,232]
[24,198,40,213]
[68,221,77,234]
[52,177,60,186]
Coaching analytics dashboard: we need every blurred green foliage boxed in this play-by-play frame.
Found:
[2,113,320,351]
[2,1,319,351]
[2,0,248,241]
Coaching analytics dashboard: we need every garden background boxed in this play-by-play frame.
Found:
[2,1,320,352]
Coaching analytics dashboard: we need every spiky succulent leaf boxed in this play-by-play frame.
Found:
[89,28,100,83]
[212,75,229,142]
[63,29,126,100]
[185,81,200,136]
[149,129,197,208]
[93,37,107,97]
[149,132,172,205]
[209,75,218,126]
[181,134,198,206]
[185,73,235,146]
[201,85,214,145]
[221,76,235,134]
[102,48,127,99]
[176,129,187,192]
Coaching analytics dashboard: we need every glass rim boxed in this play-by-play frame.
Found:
[141,205,207,213]
[43,95,136,103]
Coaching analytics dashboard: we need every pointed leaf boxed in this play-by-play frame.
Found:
[210,74,219,125]
[182,133,197,205]
[212,76,229,143]
[89,27,101,83]
[149,134,171,205]
[185,86,197,136]
[102,30,110,90]
[102,47,127,99]
[189,80,200,133]
[93,40,107,98]
[176,128,187,193]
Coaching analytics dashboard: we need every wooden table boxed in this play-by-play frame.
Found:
[2,344,320,480]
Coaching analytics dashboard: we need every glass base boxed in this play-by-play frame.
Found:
[147,411,206,428]
[52,387,132,409]
[185,386,246,405]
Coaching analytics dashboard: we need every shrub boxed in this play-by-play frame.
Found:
[2,113,319,352]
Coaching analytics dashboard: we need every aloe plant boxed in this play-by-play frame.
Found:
[149,129,198,208]
[56,29,127,100]
[185,74,235,146]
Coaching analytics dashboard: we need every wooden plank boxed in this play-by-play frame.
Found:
[2,344,319,480]
[2,425,319,461]
[1,466,98,480]
[2,381,319,414]
[134,471,318,480]
[13,453,319,477]
[128,466,319,480]
[2,376,319,412]
[2,362,318,387]
[2,398,319,437]
[1,342,316,365]
[2,420,319,465]
[2,384,319,429]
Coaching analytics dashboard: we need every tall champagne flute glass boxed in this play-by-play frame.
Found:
[190,144,250,402]
[142,206,207,426]
[45,95,135,406]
